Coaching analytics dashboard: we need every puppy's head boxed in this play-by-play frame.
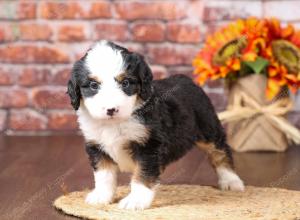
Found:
[67,41,153,120]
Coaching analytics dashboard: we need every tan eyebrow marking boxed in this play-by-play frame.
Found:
[88,75,102,83]
[115,72,127,82]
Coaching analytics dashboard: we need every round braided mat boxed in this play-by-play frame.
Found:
[54,185,300,220]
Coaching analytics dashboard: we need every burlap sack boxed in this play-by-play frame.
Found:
[225,75,289,152]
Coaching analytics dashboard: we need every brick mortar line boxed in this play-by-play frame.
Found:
[0,41,201,47]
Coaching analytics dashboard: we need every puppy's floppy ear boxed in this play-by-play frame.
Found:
[67,63,82,110]
[130,53,153,100]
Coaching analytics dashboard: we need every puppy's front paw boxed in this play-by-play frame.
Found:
[217,167,245,191]
[219,177,245,191]
[85,189,113,205]
[118,181,155,210]
[118,193,152,210]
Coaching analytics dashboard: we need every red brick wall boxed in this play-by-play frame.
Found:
[0,0,299,135]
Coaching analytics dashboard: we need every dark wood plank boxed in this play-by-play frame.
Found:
[0,135,299,220]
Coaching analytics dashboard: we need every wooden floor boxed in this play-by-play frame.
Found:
[0,135,299,220]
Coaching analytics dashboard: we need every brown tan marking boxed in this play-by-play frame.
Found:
[135,93,144,107]
[114,72,127,82]
[92,151,118,171]
[132,163,158,189]
[115,72,144,107]
[195,141,233,169]
[89,75,102,84]
[115,72,139,83]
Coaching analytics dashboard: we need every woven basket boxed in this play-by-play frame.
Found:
[225,75,289,152]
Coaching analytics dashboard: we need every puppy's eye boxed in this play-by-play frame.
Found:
[121,79,130,88]
[90,81,99,90]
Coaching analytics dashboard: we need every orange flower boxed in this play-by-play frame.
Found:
[266,78,282,100]
[193,17,267,82]
[291,30,300,47]
[193,17,300,99]
[263,19,300,98]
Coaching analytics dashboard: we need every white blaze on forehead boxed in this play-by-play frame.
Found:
[85,41,125,80]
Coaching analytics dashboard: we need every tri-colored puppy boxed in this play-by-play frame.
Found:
[67,40,244,210]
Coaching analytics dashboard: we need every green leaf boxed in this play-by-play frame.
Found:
[242,57,269,74]
[239,62,253,76]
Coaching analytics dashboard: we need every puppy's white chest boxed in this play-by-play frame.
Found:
[99,125,135,172]
[77,109,148,172]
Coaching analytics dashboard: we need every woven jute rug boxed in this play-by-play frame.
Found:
[53,185,300,220]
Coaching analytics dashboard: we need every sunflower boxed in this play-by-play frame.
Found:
[193,17,268,85]
[263,20,300,99]
[193,17,300,99]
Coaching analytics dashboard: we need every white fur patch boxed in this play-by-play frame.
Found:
[86,40,124,79]
[216,167,245,191]
[77,106,148,172]
[85,168,117,205]
[83,40,137,120]
[118,181,156,210]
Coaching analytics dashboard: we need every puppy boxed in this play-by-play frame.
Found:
[67,40,244,210]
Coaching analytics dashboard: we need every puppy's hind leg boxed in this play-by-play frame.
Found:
[196,141,245,191]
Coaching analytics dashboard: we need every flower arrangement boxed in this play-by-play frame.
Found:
[193,17,300,99]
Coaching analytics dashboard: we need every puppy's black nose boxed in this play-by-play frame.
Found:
[106,108,117,116]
